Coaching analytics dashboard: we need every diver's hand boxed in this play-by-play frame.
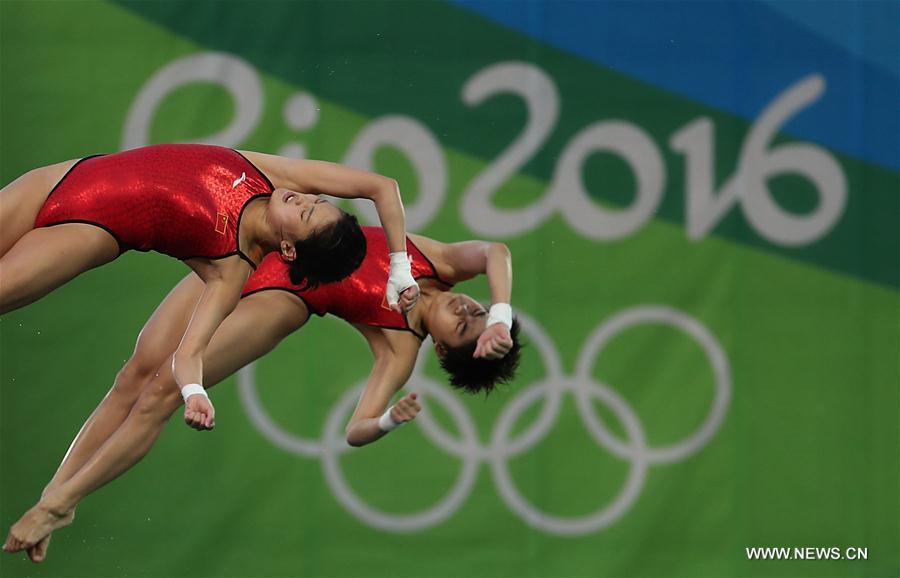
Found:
[386,252,419,313]
[474,324,513,359]
[390,393,422,424]
[183,393,215,431]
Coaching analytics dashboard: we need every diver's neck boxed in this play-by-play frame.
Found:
[407,284,441,338]
[241,197,280,262]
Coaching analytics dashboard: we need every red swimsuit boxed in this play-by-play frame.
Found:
[34,144,273,265]
[243,227,450,336]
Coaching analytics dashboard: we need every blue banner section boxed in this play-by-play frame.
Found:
[760,0,899,78]
[450,0,900,172]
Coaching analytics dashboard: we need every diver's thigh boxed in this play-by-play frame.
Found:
[203,290,310,387]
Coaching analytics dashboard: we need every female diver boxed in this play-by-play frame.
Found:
[0,144,420,433]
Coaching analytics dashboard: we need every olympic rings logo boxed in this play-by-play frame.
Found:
[237,305,731,536]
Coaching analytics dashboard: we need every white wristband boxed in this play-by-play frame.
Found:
[377,406,404,432]
[181,383,208,403]
[486,303,513,330]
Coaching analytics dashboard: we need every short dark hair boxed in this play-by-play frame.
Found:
[287,211,366,289]
[439,318,522,395]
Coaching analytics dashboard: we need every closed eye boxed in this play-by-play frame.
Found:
[461,310,485,335]
[305,199,325,222]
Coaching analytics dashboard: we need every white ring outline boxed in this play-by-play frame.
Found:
[574,306,732,463]
[489,377,649,535]
[320,379,481,532]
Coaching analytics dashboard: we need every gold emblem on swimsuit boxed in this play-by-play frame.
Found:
[215,212,228,235]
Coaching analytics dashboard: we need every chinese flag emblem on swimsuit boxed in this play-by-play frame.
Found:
[215,212,228,235]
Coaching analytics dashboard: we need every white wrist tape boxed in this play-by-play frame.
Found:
[181,383,208,403]
[389,251,411,271]
[486,303,513,330]
[377,406,404,432]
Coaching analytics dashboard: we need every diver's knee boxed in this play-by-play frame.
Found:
[133,377,183,421]
[111,357,159,400]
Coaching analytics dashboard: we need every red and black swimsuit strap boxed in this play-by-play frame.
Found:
[232,150,276,269]
[399,239,455,339]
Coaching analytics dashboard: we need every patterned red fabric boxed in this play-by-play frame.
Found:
[34,144,272,262]
[243,227,448,331]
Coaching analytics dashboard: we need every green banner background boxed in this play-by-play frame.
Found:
[1,2,897,577]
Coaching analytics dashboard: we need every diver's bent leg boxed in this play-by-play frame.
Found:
[5,291,308,554]
[41,273,205,498]
[49,291,309,510]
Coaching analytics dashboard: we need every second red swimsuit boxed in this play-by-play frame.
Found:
[34,144,273,265]
[243,227,451,336]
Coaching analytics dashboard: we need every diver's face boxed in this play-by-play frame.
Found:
[427,292,488,351]
[270,189,341,244]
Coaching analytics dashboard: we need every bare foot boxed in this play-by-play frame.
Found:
[27,534,51,563]
[3,503,74,553]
